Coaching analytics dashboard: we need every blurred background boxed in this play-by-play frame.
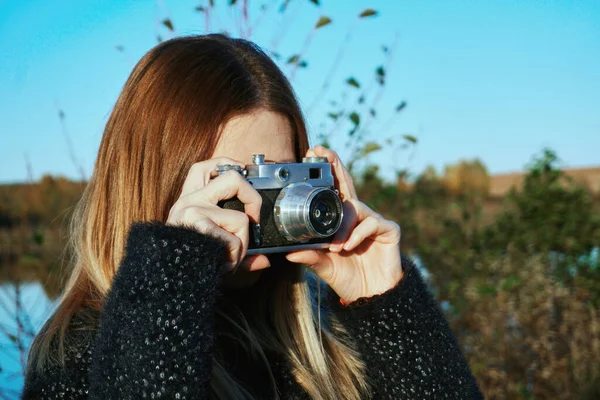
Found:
[1,0,599,398]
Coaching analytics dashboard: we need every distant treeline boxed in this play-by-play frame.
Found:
[0,176,85,228]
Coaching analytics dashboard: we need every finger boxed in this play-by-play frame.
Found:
[180,157,245,196]
[343,216,400,252]
[329,201,358,252]
[305,148,317,158]
[239,254,271,271]
[192,206,250,259]
[286,250,333,275]
[314,145,357,200]
[180,170,262,223]
[330,199,377,252]
[190,214,244,271]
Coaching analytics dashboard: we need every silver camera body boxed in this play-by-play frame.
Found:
[217,154,343,255]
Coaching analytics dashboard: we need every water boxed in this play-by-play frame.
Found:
[0,283,58,399]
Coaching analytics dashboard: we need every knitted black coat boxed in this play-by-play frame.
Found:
[22,222,483,399]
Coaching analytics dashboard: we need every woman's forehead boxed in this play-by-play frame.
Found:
[213,111,296,164]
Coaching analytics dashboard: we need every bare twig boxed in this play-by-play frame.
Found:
[306,19,358,115]
[156,0,177,37]
[54,103,86,182]
[204,0,212,32]
[24,154,33,183]
[14,283,26,372]
[248,0,278,38]
[352,31,401,141]
[288,28,317,80]
[270,0,304,52]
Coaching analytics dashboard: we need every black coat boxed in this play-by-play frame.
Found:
[22,222,483,399]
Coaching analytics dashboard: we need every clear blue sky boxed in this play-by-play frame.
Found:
[1,0,599,183]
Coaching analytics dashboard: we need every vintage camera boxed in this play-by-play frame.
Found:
[217,154,343,254]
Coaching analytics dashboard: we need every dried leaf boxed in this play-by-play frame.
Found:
[349,112,360,126]
[229,0,238,5]
[162,18,174,31]
[395,101,407,112]
[362,142,382,156]
[376,65,385,85]
[403,134,417,144]
[309,0,320,5]
[359,9,378,18]
[279,0,291,12]
[287,54,300,64]
[315,16,332,29]
[346,77,360,88]
[195,6,205,12]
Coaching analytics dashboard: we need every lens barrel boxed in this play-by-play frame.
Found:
[274,183,343,241]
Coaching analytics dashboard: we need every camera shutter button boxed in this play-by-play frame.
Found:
[215,164,245,176]
[302,156,327,163]
[252,154,265,164]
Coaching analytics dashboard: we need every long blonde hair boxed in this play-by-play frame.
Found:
[30,34,369,399]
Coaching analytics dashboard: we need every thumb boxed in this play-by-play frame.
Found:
[286,250,334,281]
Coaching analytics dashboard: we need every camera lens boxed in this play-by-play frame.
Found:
[309,190,340,236]
[274,183,343,241]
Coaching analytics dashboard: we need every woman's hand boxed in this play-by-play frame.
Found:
[286,146,403,303]
[167,157,271,273]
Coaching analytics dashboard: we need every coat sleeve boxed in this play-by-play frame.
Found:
[329,255,484,400]
[22,222,228,400]
[21,317,97,400]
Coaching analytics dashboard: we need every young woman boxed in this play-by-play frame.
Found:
[23,35,482,399]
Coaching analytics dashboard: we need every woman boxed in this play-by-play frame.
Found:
[23,35,482,399]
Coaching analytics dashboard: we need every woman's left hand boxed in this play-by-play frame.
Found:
[286,146,403,303]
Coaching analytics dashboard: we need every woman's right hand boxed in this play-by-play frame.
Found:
[166,157,271,273]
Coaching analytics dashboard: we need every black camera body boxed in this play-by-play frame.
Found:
[217,154,343,255]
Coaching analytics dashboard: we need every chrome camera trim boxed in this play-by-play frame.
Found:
[274,183,343,242]
[244,155,333,190]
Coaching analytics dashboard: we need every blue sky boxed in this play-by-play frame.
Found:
[1,0,599,183]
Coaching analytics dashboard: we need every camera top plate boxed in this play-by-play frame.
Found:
[216,154,335,190]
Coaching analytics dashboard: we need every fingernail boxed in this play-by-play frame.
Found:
[286,255,299,263]
[248,262,270,272]
[330,243,342,252]
[343,241,353,251]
